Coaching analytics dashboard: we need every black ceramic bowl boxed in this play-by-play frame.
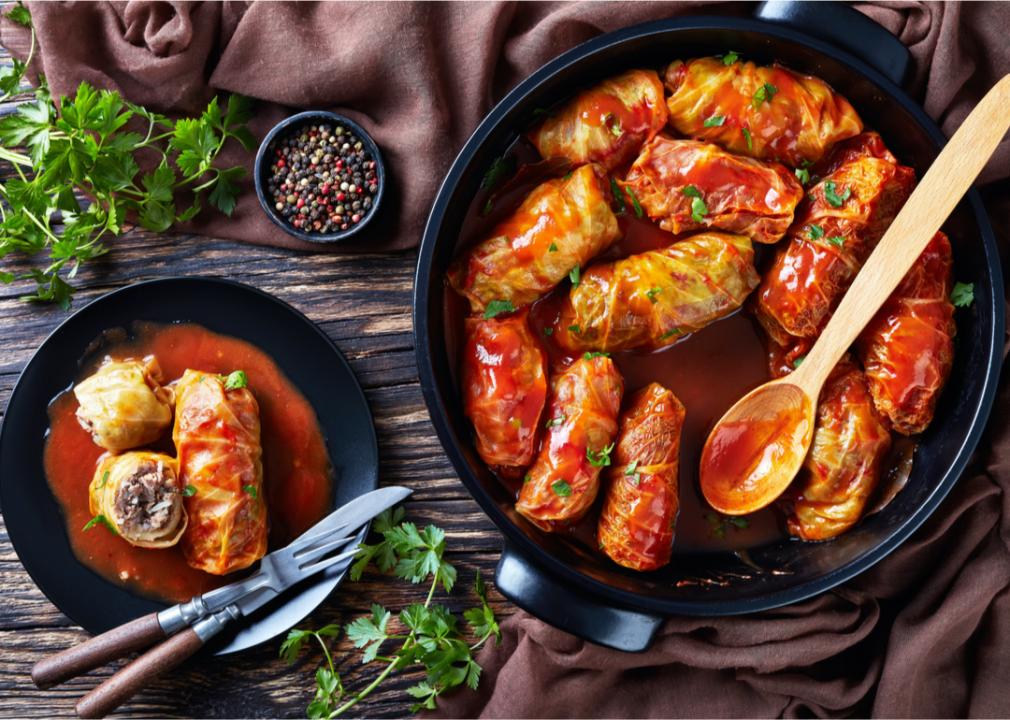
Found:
[413,4,1004,651]
[254,110,386,244]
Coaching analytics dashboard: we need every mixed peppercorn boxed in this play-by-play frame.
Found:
[265,122,379,235]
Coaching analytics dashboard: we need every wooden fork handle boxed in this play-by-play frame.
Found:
[75,627,203,719]
[31,613,166,689]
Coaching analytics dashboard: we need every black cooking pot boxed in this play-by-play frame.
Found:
[413,1,1004,651]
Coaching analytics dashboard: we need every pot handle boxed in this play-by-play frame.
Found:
[755,0,910,86]
[494,542,663,652]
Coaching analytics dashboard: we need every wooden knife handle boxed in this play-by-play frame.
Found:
[31,613,166,689]
[75,627,204,719]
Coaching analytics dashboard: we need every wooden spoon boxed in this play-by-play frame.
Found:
[700,74,1010,516]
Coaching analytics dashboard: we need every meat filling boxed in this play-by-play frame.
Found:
[113,460,181,534]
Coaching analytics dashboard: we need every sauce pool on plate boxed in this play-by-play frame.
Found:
[44,322,333,602]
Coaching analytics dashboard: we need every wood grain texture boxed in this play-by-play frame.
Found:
[0,51,513,720]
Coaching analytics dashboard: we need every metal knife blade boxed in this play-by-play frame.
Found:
[158,486,411,632]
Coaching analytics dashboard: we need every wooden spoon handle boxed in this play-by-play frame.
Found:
[74,628,204,719]
[795,73,1010,393]
[31,613,166,689]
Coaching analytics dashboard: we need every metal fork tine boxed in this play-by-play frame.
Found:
[297,547,359,577]
[286,520,353,554]
[295,534,358,566]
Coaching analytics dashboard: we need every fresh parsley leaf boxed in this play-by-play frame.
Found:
[545,415,566,428]
[6,4,31,27]
[583,351,610,359]
[242,484,258,499]
[623,186,644,218]
[568,324,581,334]
[482,299,515,319]
[548,242,558,252]
[682,185,708,222]
[795,167,810,185]
[82,514,117,535]
[742,126,753,151]
[751,82,778,110]
[481,155,515,192]
[826,235,845,248]
[792,355,805,368]
[660,328,683,341]
[951,281,975,308]
[223,370,248,390]
[182,484,197,497]
[823,180,851,207]
[605,112,623,138]
[586,442,615,468]
[569,265,580,287]
[624,460,641,484]
[704,114,726,128]
[646,286,661,303]
[543,326,554,336]
[610,177,626,213]
[95,470,110,489]
[808,224,825,240]
[551,479,573,497]
[719,51,739,65]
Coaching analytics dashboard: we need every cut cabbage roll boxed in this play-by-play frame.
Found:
[786,361,891,541]
[462,309,548,477]
[663,57,863,167]
[755,133,916,345]
[555,232,759,352]
[621,137,804,244]
[858,231,955,435]
[89,451,187,548]
[516,355,623,531]
[74,357,174,451]
[598,383,684,571]
[529,69,668,171]
[174,370,267,575]
[448,163,620,314]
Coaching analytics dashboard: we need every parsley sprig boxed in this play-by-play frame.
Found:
[281,508,501,717]
[0,4,254,307]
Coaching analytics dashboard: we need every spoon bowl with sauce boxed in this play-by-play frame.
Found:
[700,73,1010,516]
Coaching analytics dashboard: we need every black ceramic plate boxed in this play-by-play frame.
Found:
[0,278,378,654]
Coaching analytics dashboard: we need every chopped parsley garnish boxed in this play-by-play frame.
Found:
[551,480,573,497]
[795,167,810,185]
[807,224,824,240]
[523,473,532,484]
[751,82,778,110]
[646,286,662,303]
[583,351,610,360]
[623,186,644,218]
[82,514,117,535]
[508,417,522,429]
[705,512,749,539]
[586,443,615,468]
[826,235,845,248]
[482,299,515,319]
[605,112,623,138]
[569,266,581,287]
[543,326,554,336]
[625,460,641,485]
[682,185,708,223]
[792,355,805,369]
[480,155,515,191]
[242,484,258,499]
[563,170,573,181]
[951,281,975,308]
[610,177,626,212]
[703,114,726,128]
[719,51,739,65]
[223,370,248,390]
[183,484,198,497]
[742,127,753,151]
[548,242,558,252]
[95,470,110,489]
[823,180,851,207]
[660,328,683,341]
[568,324,582,334]
[545,415,566,429]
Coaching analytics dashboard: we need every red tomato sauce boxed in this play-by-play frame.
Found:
[44,322,333,603]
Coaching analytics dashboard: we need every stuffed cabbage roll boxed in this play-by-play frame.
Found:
[74,357,174,451]
[174,370,267,575]
[462,310,548,477]
[755,134,916,345]
[555,232,759,352]
[529,69,668,171]
[598,383,684,571]
[663,57,863,167]
[786,362,891,541]
[857,231,955,435]
[448,163,620,314]
[89,451,187,548]
[516,355,623,531]
[621,137,803,244]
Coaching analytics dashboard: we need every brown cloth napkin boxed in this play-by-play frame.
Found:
[5,2,1010,717]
